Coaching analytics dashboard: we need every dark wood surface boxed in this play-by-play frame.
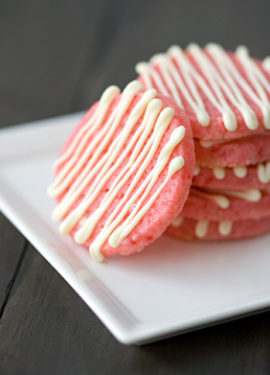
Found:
[1,1,270,374]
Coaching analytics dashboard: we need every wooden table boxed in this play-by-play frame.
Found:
[1,1,270,373]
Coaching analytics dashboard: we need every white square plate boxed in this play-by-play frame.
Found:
[1,113,270,345]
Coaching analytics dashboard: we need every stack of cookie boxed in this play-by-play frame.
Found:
[48,42,270,261]
[136,43,270,241]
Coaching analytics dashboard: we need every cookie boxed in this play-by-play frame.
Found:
[136,43,270,140]
[182,187,270,221]
[195,134,270,167]
[193,161,270,190]
[167,214,270,240]
[48,80,195,261]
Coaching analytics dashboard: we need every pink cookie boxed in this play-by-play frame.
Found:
[48,81,195,261]
[136,43,270,140]
[193,161,270,190]
[167,215,270,240]
[195,134,270,167]
[182,187,270,221]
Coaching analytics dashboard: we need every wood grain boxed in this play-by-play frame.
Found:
[0,0,270,374]
[0,215,26,314]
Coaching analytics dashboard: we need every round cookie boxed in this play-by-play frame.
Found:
[195,134,270,167]
[182,187,270,221]
[193,160,270,190]
[136,43,270,140]
[167,215,270,240]
[48,80,195,261]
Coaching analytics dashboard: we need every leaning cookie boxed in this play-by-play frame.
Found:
[136,43,270,140]
[47,81,195,261]
[167,215,270,241]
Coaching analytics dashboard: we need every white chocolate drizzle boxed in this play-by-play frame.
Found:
[171,215,183,227]
[49,81,186,261]
[191,187,262,208]
[257,161,270,183]
[136,43,270,132]
[212,167,225,179]
[194,165,247,180]
[194,162,270,184]
[233,166,247,178]
[193,219,233,238]
[217,188,262,202]
[195,220,209,238]
[191,188,230,209]
[199,139,226,148]
[218,221,232,236]
[194,165,201,176]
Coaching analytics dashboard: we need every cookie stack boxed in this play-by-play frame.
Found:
[136,43,270,241]
[48,43,270,261]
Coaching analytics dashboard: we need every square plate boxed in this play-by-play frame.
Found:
[1,113,270,345]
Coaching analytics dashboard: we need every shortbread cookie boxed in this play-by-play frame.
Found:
[136,43,270,140]
[48,81,195,261]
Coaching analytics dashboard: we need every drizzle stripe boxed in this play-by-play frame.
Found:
[195,221,208,238]
[213,167,225,179]
[153,55,183,108]
[257,161,270,183]
[172,215,183,227]
[223,188,262,202]
[194,165,201,176]
[191,187,262,205]
[218,221,232,236]
[136,62,170,96]
[191,188,230,208]
[233,166,247,178]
